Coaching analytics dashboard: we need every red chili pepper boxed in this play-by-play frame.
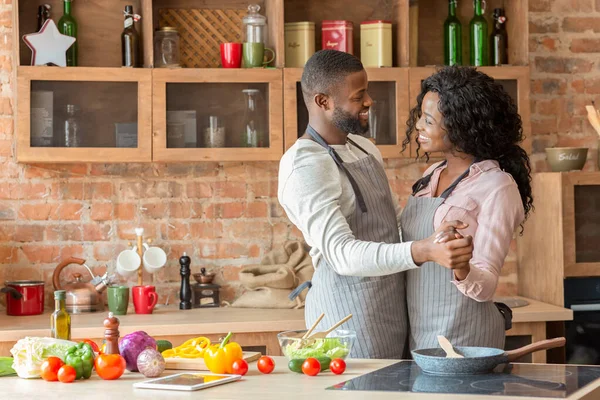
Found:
[81,339,100,353]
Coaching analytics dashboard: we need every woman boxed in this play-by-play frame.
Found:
[401,66,533,351]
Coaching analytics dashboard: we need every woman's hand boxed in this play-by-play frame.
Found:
[411,220,473,271]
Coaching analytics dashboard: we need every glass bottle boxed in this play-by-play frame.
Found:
[50,290,71,340]
[490,8,508,66]
[242,4,267,44]
[241,89,266,148]
[64,104,81,147]
[469,0,488,66]
[444,0,462,66]
[58,0,77,66]
[121,5,140,68]
[37,4,51,31]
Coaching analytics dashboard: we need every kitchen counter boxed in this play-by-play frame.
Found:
[0,296,572,361]
[1,357,598,400]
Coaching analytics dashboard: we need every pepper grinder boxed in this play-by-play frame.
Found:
[103,312,120,355]
[179,252,192,310]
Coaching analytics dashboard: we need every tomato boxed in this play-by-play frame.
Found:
[231,359,248,376]
[257,356,275,374]
[81,339,100,353]
[57,365,76,383]
[302,358,321,376]
[329,358,346,375]
[94,354,126,380]
[41,356,65,381]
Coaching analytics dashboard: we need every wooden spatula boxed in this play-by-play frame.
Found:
[437,335,464,358]
[308,314,353,339]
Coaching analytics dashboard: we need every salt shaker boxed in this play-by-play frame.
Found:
[179,252,192,310]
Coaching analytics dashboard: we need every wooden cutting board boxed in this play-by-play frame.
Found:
[164,351,262,370]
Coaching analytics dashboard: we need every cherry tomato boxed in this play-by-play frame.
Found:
[302,358,321,376]
[41,356,65,381]
[94,354,126,380]
[257,356,275,374]
[330,358,346,375]
[231,359,249,376]
[57,365,76,383]
[81,339,100,353]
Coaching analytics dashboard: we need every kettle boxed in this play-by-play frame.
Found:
[53,257,112,314]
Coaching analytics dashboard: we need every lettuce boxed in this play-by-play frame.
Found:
[10,337,77,379]
[284,338,350,360]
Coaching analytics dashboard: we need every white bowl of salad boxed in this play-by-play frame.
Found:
[277,329,356,363]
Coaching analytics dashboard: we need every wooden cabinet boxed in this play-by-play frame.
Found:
[518,172,600,307]
[17,67,152,163]
[13,0,530,163]
[153,68,283,162]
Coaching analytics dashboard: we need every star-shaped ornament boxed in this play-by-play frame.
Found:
[23,19,76,67]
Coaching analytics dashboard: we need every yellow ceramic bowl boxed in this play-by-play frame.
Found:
[545,147,588,172]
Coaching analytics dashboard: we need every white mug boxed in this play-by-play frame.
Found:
[142,244,167,274]
[116,247,141,277]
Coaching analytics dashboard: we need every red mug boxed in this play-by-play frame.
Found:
[220,42,242,68]
[132,285,158,314]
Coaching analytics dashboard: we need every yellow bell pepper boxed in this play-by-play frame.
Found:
[161,336,211,359]
[203,332,243,374]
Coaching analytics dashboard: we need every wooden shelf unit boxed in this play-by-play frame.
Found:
[13,0,530,163]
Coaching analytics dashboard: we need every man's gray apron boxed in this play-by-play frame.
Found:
[400,160,511,351]
[298,125,407,359]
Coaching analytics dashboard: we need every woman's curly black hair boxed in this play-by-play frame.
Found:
[402,66,533,223]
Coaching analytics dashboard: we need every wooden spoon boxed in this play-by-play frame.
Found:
[437,335,464,358]
[302,313,325,339]
[308,314,353,339]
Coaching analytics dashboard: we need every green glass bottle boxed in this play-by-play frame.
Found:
[58,0,77,66]
[50,290,71,340]
[469,0,488,66]
[444,0,462,66]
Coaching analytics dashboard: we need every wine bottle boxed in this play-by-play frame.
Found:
[121,5,141,68]
[444,0,462,66]
[37,4,51,31]
[490,8,508,66]
[469,0,488,66]
[58,0,77,66]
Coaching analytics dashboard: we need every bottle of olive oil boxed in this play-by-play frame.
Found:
[50,290,71,340]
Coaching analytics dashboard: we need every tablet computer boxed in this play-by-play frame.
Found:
[133,372,242,391]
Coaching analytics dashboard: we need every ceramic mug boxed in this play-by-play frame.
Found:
[142,244,167,274]
[243,42,275,68]
[116,247,141,277]
[107,286,129,315]
[220,42,242,68]
[132,285,158,314]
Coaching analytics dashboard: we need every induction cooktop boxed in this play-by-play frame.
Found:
[327,361,600,398]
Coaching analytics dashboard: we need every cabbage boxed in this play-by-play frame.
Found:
[285,338,350,360]
[10,337,76,379]
[118,331,157,372]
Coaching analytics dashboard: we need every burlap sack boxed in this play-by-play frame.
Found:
[229,287,304,309]
[239,265,296,289]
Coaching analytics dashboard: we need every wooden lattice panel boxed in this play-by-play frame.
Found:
[158,8,246,68]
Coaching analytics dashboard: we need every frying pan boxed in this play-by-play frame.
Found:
[411,337,566,375]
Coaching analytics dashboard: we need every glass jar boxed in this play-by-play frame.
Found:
[241,89,267,148]
[64,104,81,147]
[242,4,267,44]
[167,121,185,148]
[203,116,226,148]
[154,26,180,68]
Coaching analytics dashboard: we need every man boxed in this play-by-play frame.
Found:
[278,50,473,359]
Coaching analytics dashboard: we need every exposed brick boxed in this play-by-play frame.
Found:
[166,221,189,240]
[190,221,223,238]
[250,181,277,198]
[119,182,146,200]
[93,242,115,261]
[585,78,600,94]
[0,246,16,263]
[0,224,14,241]
[90,203,113,221]
[186,182,213,198]
[227,221,272,239]
[572,79,585,94]
[553,0,594,12]
[530,0,552,11]
[83,224,111,241]
[18,204,58,220]
[215,181,247,199]
[45,224,83,242]
[56,203,84,220]
[14,225,44,242]
[571,38,600,53]
[51,182,84,200]
[84,182,113,200]
[169,202,191,219]
[562,17,600,33]
[144,181,183,198]
[60,245,85,259]
[529,18,559,34]
[115,203,136,220]
[141,202,168,219]
[221,265,242,281]
[246,201,268,218]
[0,204,15,220]
[20,245,60,263]
[534,56,594,73]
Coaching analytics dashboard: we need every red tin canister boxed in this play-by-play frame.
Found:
[321,20,353,54]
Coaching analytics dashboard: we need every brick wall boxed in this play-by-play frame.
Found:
[0,0,596,309]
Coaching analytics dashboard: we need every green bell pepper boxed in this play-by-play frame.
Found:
[64,342,95,380]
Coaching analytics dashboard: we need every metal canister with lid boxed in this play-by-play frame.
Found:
[322,20,353,54]
[284,22,315,67]
[360,20,392,67]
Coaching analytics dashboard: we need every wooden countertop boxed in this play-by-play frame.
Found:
[0,357,597,400]
[0,296,572,343]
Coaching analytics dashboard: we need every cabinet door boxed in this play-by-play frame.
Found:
[17,67,152,163]
[153,69,284,162]
[283,67,410,158]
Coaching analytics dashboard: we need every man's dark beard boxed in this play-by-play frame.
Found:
[332,107,369,135]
